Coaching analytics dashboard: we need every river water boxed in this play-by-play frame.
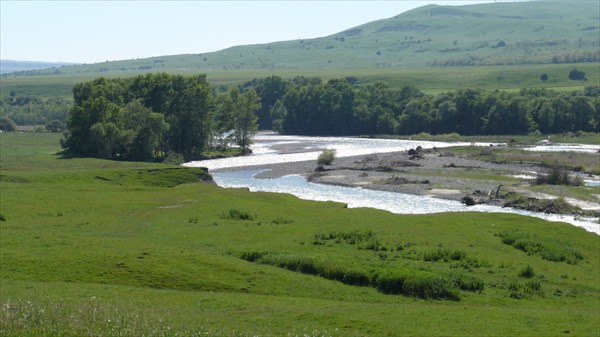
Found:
[185,133,600,234]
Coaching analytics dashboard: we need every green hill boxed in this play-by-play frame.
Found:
[0,60,77,75]
[6,0,599,77]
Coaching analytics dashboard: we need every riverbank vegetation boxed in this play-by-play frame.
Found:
[60,74,259,161]
[1,133,599,336]
[250,77,598,137]
[8,71,595,163]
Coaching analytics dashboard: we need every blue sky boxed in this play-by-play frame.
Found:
[1,1,501,64]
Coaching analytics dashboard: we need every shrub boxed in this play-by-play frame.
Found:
[535,165,583,186]
[313,230,376,245]
[162,151,185,165]
[225,209,254,221]
[239,250,268,262]
[239,251,483,301]
[317,149,336,165]
[568,68,587,81]
[498,230,583,264]
[374,271,408,295]
[451,274,485,293]
[519,265,535,278]
[374,270,469,300]
[0,116,17,132]
[402,274,460,301]
[423,248,467,262]
[508,280,544,299]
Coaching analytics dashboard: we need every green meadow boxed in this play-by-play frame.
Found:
[1,133,599,336]
[2,62,598,98]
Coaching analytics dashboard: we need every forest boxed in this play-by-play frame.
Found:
[248,76,599,137]
[11,72,596,162]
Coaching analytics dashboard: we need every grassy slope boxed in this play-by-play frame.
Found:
[6,1,598,75]
[2,0,599,99]
[1,133,599,336]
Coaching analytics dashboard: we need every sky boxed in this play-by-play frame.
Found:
[1,0,505,64]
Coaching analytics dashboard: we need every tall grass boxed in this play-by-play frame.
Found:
[498,230,584,264]
[238,251,484,300]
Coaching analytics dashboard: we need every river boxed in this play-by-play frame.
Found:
[185,133,600,234]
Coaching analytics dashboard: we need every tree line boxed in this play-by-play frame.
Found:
[61,73,259,161]
[56,73,598,162]
[0,93,71,130]
[244,76,599,136]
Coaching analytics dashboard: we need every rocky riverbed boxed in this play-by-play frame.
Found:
[213,145,600,218]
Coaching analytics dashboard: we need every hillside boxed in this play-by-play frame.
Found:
[0,60,77,74]
[4,0,599,77]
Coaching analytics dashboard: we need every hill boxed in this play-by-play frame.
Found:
[0,60,78,74]
[4,0,599,77]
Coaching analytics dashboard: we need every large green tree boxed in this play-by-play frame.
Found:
[62,73,211,161]
[232,88,260,152]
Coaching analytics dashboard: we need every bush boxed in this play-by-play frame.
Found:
[239,251,483,301]
[162,151,185,165]
[317,149,336,165]
[519,265,535,278]
[568,68,587,81]
[0,116,17,132]
[224,209,254,221]
[423,248,467,262]
[498,230,584,264]
[535,165,583,186]
[374,270,470,300]
[374,271,408,295]
[402,274,461,301]
[508,280,544,299]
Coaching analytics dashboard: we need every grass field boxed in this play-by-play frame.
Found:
[2,62,598,99]
[1,133,599,336]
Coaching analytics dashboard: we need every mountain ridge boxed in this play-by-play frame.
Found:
[0,60,79,74]
[3,0,599,77]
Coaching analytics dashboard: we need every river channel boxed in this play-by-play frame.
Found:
[185,133,600,234]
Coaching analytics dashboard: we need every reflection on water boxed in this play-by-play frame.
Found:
[214,169,599,235]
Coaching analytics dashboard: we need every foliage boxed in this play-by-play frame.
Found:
[422,248,467,262]
[0,95,71,126]
[242,75,599,136]
[535,165,584,186]
[231,89,260,151]
[568,68,587,81]
[519,265,535,278]
[498,230,584,264]
[238,251,481,300]
[0,116,17,132]
[508,280,544,299]
[62,74,215,161]
[317,149,336,165]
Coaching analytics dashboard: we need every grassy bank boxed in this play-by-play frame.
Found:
[1,133,599,336]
